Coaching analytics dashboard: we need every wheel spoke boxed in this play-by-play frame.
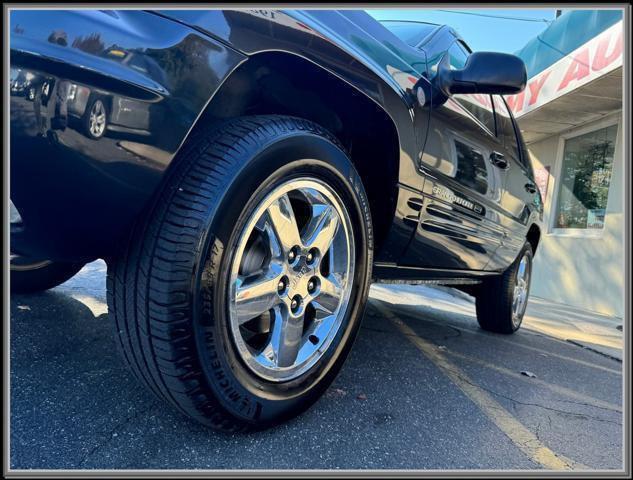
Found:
[254,215,283,259]
[303,311,336,344]
[518,289,528,312]
[313,275,342,314]
[512,293,519,314]
[234,264,283,325]
[267,305,304,368]
[266,194,301,254]
[302,204,339,254]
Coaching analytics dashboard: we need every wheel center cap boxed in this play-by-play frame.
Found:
[288,258,315,297]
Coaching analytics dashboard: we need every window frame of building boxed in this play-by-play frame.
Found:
[548,116,620,238]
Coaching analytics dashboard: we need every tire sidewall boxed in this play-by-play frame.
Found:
[191,132,373,425]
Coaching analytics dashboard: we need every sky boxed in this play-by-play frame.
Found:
[367,9,557,53]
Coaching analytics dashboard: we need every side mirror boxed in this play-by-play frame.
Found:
[437,51,527,96]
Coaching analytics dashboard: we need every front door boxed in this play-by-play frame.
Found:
[401,41,507,271]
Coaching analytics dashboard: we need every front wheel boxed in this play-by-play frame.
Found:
[475,243,533,333]
[107,115,373,431]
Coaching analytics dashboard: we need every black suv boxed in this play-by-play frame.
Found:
[10,10,542,430]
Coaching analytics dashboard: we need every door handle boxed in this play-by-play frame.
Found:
[524,183,537,194]
[489,151,508,169]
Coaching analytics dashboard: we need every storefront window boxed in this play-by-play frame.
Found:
[554,124,617,230]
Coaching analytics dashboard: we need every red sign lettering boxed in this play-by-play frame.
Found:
[528,71,550,106]
[558,48,590,91]
[506,90,525,113]
[592,32,622,71]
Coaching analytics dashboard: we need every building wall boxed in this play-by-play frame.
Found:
[527,112,624,318]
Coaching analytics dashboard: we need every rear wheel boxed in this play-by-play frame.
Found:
[107,115,373,431]
[10,255,84,293]
[475,243,533,333]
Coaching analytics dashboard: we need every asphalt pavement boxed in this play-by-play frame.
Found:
[9,260,624,471]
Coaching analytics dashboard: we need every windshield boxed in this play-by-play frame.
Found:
[379,20,438,47]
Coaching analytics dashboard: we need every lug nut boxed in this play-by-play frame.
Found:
[307,276,319,294]
[290,295,302,313]
[288,247,298,263]
[306,248,318,265]
[277,276,288,295]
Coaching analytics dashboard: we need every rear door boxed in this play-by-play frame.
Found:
[489,95,537,268]
[401,40,507,270]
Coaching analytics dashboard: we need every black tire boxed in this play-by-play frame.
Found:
[107,115,373,431]
[10,256,84,294]
[475,242,533,334]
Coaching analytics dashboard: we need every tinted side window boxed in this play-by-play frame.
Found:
[454,93,496,135]
[448,43,495,135]
[454,139,488,195]
[447,42,468,69]
[493,95,522,166]
[514,127,534,179]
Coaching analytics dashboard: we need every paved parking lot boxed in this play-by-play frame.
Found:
[10,261,623,471]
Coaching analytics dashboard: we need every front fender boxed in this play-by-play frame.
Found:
[10,9,245,261]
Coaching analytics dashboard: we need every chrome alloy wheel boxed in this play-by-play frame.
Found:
[228,178,355,382]
[89,100,106,137]
[511,253,531,327]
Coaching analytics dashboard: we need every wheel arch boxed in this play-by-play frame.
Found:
[179,50,402,256]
